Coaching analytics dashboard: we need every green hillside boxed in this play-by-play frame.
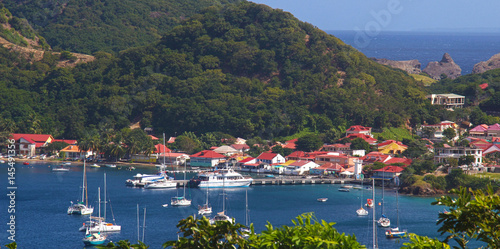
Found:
[2,0,241,54]
[0,2,443,140]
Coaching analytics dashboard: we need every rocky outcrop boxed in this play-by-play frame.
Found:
[423,53,462,80]
[472,53,500,74]
[372,58,422,74]
[400,184,445,196]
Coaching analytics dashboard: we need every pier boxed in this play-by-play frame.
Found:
[173,178,356,187]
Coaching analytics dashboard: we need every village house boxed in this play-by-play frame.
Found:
[345,133,378,145]
[426,93,465,109]
[11,133,54,157]
[372,166,405,180]
[309,162,345,175]
[213,145,239,156]
[315,152,355,167]
[417,121,459,141]
[190,150,226,167]
[131,143,172,163]
[286,151,326,161]
[256,152,286,164]
[360,152,392,165]
[345,125,372,137]
[230,144,250,153]
[434,146,483,166]
[377,140,408,155]
[283,160,319,175]
[59,145,92,160]
[322,143,351,153]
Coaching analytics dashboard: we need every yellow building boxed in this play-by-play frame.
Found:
[377,140,408,155]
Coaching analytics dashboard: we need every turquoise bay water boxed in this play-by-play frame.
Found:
[1,162,454,248]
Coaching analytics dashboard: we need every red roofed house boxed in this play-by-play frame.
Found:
[346,133,378,145]
[315,152,355,167]
[282,139,298,150]
[287,151,326,161]
[345,125,372,137]
[231,144,250,153]
[53,139,77,145]
[384,157,412,167]
[361,152,392,165]
[190,150,226,167]
[283,160,319,175]
[417,121,459,140]
[11,134,54,157]
[59,145,92,160]
[256,152,285,164]
[131,143,172,163]
[483,144,500,156]
[469,138,492,151]
[372,166,405,179]
[322,143,351,153]
[469,124,489,138]
[486,123,500,138]
[310,162,345,175]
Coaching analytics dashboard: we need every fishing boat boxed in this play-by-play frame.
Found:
[171,161,191,206]
[188,167,253,188]
[198,184,212,215]
[385,177,406,239]
[80,174,121,233]
[68,160,93,215]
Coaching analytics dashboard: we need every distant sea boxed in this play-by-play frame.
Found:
[328,31,500,75]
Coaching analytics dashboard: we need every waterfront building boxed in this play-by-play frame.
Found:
[309,162,344,175]
[190,150,226,167]
[11,133,54,157]
[256,152,285,164]
[287,151,326,161]
[315,152,354,167]
[59,145,92,160]
[283,160,319,175]
[372,166,404,179]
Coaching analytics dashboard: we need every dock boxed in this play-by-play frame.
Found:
[173,178,355,187]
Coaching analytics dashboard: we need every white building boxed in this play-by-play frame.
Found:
[434,146,483,166]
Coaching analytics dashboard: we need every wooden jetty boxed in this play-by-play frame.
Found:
[173,178,355,187]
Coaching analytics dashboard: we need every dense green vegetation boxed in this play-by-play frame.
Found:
[0,2,445,142]
[2,0,241,54]
[0,5,49,49]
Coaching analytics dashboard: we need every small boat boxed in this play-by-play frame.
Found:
[365,198,374,208]
[356,207,368,216]
[338,188,350,192]
[386,177,407,239]
[23,162,29,165]
[162,204,169,207]
[198,185,212,215]
[104,164,116,168]
[52,166,70,172]
[144,179,176,189]
[265,174,275,178]
[343,185,354,189]
[68,160,93,215]
[317,198,328,202]
[171,161,191,206]
[62,162,71,165]
[90,164,100,168]
[0,160,5,163]
[82,230,107,246]
[128,166,136,171]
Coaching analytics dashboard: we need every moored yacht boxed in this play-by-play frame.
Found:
[188,168,253,188]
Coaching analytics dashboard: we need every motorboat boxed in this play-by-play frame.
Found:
[209,211,233,224]
[104,164,116,168]
[52,166,70,172]
[82,229,107,246]
[317,198,328,202]
[338,188,350,192]
[144,178,176,189]
[126,173,169,187]
[188,168,253,188]
[90,163,100,168]
[356,207,369,216]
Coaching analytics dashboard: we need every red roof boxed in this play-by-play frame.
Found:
[316,162,345,171]
[231,144,250,150]
[11,134,53,143]
[167,137,176,143]
[238,157,256,163]
[288,160,313,167]
[191,150,225,158]
[53,139,77,145]
[492,137,500,143]
[374,166,404,173]
[361,152,391,163]
[377,140,407,148]
[257,152,279,160]
[154,144,171,154]
[148,135,159,140]
[347,125,371,132]
[479,83,489,90]
[283,139,298,149]
[487,123,500,131]
[346,134,378,144]
[470,124,488,132]
[385,157,412,167]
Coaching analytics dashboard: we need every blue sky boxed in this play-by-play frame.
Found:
[249,0,500,32]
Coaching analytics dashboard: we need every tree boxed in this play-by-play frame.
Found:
[295,134,323,152]
[442,128,456,141]
[350,138,370,152]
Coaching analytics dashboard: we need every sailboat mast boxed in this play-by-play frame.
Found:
[163,133,166,165]
[245,189,249,226]
[142,207,146,242]
[83,159,87,206]
[183,161,186,197]
[372,178,377,249]
[381,170,384,215]
[396,187,400,228]
[98,187,101,220]
[104,173,107,220]
[137,204,140,242]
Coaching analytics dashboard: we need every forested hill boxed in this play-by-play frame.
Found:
[2,0,241,54]
[0,2,437,140]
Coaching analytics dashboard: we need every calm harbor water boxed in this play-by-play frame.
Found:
[2,162,449,248]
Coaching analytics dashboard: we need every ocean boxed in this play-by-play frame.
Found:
[1,162,461,249]
[328,31,500,75]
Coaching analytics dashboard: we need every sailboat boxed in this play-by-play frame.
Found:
[80,173,121,233]
[68,160,94,215]
[198,184,212,215]
[377,169,391,228]
[209,172,233,224]
[371,178,378,249]
[241,188,252,237]
[82,187,107,246]
[385,177,406,238]
[356,177,368,216]
[171,161,191,206]
[144,133,176,189]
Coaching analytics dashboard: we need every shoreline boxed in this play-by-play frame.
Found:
[13,158,180,169]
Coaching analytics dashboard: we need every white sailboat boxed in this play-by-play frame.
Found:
[82,187,107,246]
[198,184,212,215]
[385,177,406,238]
[80,173,121,232]
[144,134,176,189]
[171,161,191,206]
[356,177,368,216]
[377,169,391,227]
[68,160,94,215]
[371,178,378,249]
[241,188,252,237]
[210,173,233,224]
